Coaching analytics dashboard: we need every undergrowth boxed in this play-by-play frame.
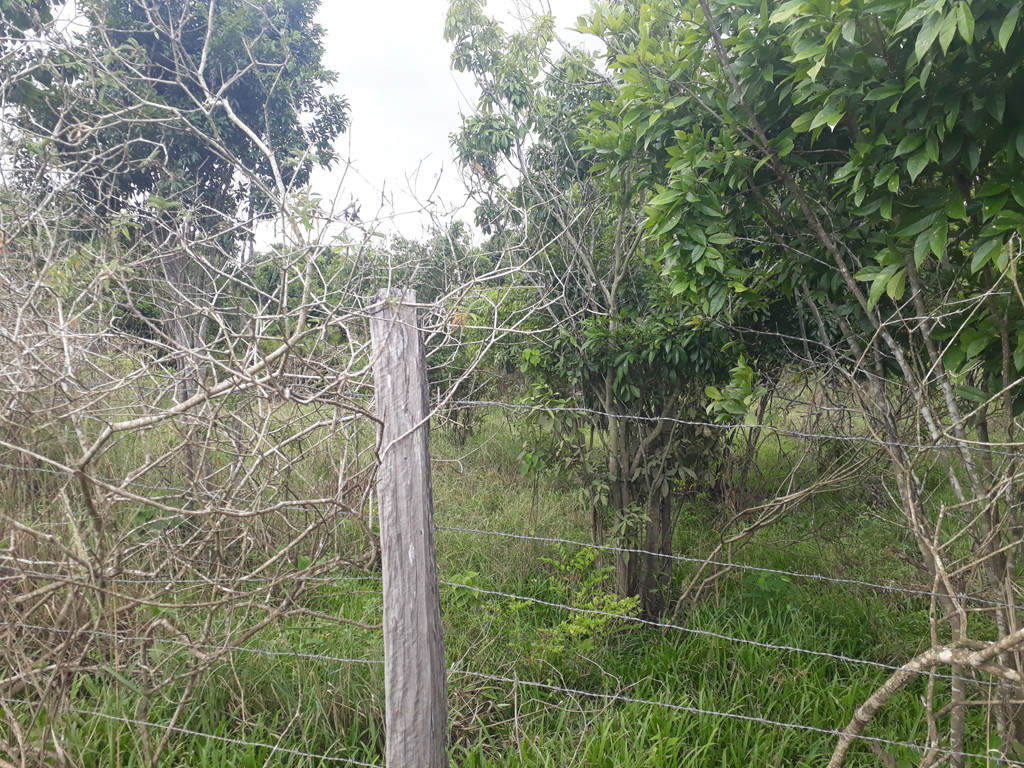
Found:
[1,412,997,767]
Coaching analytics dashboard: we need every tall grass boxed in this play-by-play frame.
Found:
[1,411,997,766]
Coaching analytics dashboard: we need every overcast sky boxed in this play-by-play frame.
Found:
[311,0,595,239]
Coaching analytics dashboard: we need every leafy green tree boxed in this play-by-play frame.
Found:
[581,0,1024,758]
[0,0,52,45]
[446,0,742,616]
[6,0,348,400]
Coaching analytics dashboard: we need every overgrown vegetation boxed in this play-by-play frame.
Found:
[3,0,1024,764]
[3,416,991,766]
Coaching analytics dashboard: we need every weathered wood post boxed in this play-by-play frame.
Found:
[370,289,448,767]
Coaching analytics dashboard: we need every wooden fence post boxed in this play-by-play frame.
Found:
[370,289,448,767]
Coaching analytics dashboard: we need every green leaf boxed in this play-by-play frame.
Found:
[873,164,895,188]
[832,161,857,182]
[896,0,941,32]
[914,229,932,266]
[987,92,1006,122]
[946,197,968,221]
[956,384,988,403]
[956,1,974,43]
[895,134,925,157]
[855,265,882,282]
[867,263,902,310]
[996,243,1010,271]
[864,83,902,102]
[894,210,941,237]
[982,193,1008,221]
[907,151,930,181]
[687,225,707,245]
[886,268,907,300]
[770,0,806,26]
[965,334,990,359]
[976,180,1009,198]
[967,140,981,171]
[944,345,966,372]
[811,103,845,130]
[791,111,816,132]
[915,13,941,59]
[971,238,1002,272]
[999,3,1021,51]
[648,188,683,206]
[655,208,684,235]
[938,10,957,53]
[928,218,948,258]
[708,289,727,316]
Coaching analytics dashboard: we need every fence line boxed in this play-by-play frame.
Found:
[0,694,383,767]
[0,664,995,766]
[437,525,1018,610]
[0,569,994,688]
[0,562,383,587]
[0,459,374,502]
[5,375,1020,762]
[0,620,384,667]
[449,669,997,763]
[450,399,1024,459]
[438,581,995,688]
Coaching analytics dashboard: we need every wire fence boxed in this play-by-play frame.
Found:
[450,399,1024,459]
[4,379,1021,764]
[447,670,1000,764]
[437,524,1019,610]
[435,579,995,687]
[0,694,386,768]
[13,8,1013,761]
[1,516,1010,765]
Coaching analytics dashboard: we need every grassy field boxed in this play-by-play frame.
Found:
[1,411,998,767]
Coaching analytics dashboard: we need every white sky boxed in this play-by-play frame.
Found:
[311,0,595,239]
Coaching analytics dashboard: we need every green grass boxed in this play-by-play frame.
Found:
[0,411,1001,767]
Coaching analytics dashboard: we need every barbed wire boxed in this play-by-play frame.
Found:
[449,669,997,763]
[5,570,991,688]
[436,525,1019,610]
[0,459,368,511]
[0,694,383,767]
[438,581,996,687]
[450,399,1024,459]
[0,562,383,587]
[0,619,383,666]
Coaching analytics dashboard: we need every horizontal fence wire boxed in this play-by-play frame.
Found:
[4,398,1019,762]
[449,669,997,763]
[437,581,995,688]
[0,460,372,507]
[450,399,1024,459]
[437,525,1018,610]
[0,620,384,666]
[1,560,996,685]
[0,667,993,765]
[0,694,382,767]
[0,562,383,587]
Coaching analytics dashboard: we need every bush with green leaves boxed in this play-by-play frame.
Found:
[581,0,1024,759]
